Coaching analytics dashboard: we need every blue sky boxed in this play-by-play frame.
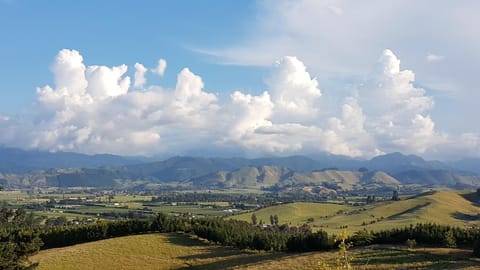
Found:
[1,0,480,159]
[0,0,262,112]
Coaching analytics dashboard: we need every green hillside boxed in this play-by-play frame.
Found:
[32,233,479,270]
[32,233,260,270]
[233,190,480,234]
[233,202,352,226]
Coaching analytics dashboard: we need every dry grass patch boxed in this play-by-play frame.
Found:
[32,233,480,270]
[31,233,281,270]
[237,247,480,270]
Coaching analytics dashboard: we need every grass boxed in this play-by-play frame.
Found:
[142,202,233,217]
[233,190,480,234]
[31,233,480,270]
[233,202,351,229]
[31,233,279,270]
[243,247,479,270]
[36,211,94,220]
[111,195,153,202]
[1,190,232,220]
[40,203,231,220]
[0,190,30,201]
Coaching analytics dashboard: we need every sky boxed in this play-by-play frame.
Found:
[1,0,480,160]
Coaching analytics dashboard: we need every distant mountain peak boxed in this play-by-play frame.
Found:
[0,147,141,173]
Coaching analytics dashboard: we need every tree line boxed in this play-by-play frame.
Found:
[350,223,480,249]
[36,215,480,253]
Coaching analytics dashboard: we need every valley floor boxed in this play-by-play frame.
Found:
[31,233,480,270]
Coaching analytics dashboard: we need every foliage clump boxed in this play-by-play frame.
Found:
[0,208,43,270]
[443,230,456,248]
[406,238,416,249]
[473,239,480,258]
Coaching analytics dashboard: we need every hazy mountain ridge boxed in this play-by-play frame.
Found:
[365,152,452,174]
[446,158,480,174]
[1,148,480,189]
[0,147,142,173]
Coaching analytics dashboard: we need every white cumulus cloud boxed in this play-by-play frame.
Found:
[8,49,220,156]
[358,49,439,154]
[134,63,148,88]
[152,59,167,77]
[86,64,130,99]
[267,56,322,123]
[51,49,88,96]
[1,48,478,159]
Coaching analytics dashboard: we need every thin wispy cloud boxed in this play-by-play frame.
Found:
[426,53,445,63]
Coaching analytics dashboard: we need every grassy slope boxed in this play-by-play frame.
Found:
[31,234,260,270]
[31,233,479,270]
[233,202,352,227]
[249,248,480,270]
[233,190,480,234]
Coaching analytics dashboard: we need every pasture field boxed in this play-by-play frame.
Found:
[31,233,265,270]
[233,202,352,228]
[0,190,31,201]
[109,195,153,202]
[145,203,233,216]
[31,233,480,270]
[0,190,234,221]
[233,190,480,234]
[3,189,479,233]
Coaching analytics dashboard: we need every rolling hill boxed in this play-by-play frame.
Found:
[233,190,480,234]
[31,233,477,270]
[31,233,261,270]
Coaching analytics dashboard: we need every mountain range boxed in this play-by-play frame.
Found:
[0,147,141,173]
[1,147,480,189]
